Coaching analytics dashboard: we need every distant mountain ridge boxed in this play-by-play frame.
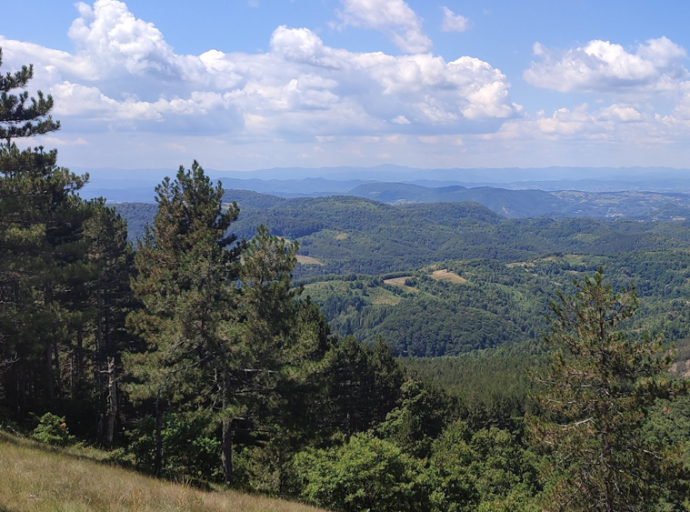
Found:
[80,165,690,203]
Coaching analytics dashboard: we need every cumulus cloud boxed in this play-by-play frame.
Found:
[524,37,687,94]
[68,0,178,79]
[440,7,469,32]
[336,0,432,53]
[0,0,519,143]
[484,102,676,151]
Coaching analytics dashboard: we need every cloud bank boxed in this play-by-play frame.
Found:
[525,37,687,94]
[3,0,690,169]
[1,0,518,144]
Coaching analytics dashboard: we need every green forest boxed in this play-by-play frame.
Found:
[3,51,690,512]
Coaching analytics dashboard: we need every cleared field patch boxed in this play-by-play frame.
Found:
[383,277,410,286]
[430,269,467,284]
[296,255,324,266]
[383,277,417,293]
[335,233,349,240]
[506,261,532,269]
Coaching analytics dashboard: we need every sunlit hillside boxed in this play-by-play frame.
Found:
[0,431,325,512]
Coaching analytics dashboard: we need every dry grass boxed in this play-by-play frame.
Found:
[430,269,467,284]
[334,233,348,240]
[295,255,324,266]
[383,277,417,293]
[0,432,325,512]
[505,261,531,268]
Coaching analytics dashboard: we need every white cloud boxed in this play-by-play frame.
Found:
[524,37,687,94]
[440,7,468,32]
[0,0,519,143]
[484,103,677,151]
[598,104,642,122]
[68,0,178,79]
[336,0,432,53]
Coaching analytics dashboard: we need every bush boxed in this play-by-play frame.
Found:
[32,413,76,447]
[294,432,429,512]
[125,412,221,483]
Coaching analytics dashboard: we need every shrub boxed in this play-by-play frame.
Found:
[32,413,76,447]
[294,432,429,512]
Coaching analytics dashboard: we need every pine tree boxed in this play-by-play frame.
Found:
[528,268,688,511]
[81,199,136,444]
[232,228,333,492]
[124,161,240,478]
[0,47,91,420]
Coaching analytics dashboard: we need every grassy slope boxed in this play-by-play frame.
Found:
[0,432,324,512]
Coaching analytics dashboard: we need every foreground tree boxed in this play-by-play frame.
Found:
[0,48,92,420]
[528,268,687,511]
[125,161,240,478]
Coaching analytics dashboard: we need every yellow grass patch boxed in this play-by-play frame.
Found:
[383,277,409,286]
[0,431,324,512]
[335,233,349,240]
[430,269,467,284]
[296,255,324,266]
[505,261,532,268]
[383,277,417,293]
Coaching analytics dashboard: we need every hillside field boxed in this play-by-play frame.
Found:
[0,431,324,512]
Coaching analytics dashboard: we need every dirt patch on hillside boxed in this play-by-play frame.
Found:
[383,277,417,293]
[430,269,467,284]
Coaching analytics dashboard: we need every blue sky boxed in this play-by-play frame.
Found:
[3,0,690,172]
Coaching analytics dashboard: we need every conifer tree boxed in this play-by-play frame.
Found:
[528,268,687,511]
[232,229,333,491]
[0,48,91,420]
[125,161,240,478]
[82,199,136,444]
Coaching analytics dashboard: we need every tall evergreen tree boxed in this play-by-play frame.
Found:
[0,48,91,420]
[125,161,240,478]
[81,199,136,444]
[528,269,688,511]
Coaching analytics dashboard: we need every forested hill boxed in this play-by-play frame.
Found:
[117,193,690,277]
[114,183,690,230]
[227,194,690,277]
[298,251,690,357]
[113,193,690,359]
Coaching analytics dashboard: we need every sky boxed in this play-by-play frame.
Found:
[3,0,690,172]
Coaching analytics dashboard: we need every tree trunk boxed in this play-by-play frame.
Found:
[53,339,62,399]
[45,342,54,405]
[44,285,54,405]
[76,325,83,379]
[154,394,163,477]
[96,288,103,356]
[221,371,233,484]
[105,357,118,446]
